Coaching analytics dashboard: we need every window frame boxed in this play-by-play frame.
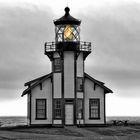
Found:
[53,58,62,72]
[36,99,47,120]
[55,25,80,42]
[76,77,84,92]
[89,98,100,119]
[53,99,62,119]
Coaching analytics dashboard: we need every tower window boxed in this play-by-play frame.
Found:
[89,99,100,119]
[54,99,62,119]
[36,99,46,119]
[53,58,61,72]
[77,77,84,91]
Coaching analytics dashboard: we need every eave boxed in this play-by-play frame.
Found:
[22,73,52,97]
[84,73,113,93]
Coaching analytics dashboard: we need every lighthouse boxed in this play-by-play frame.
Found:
[22,7,112,126]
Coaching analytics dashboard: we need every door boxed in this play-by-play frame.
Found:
[65,104,73,125]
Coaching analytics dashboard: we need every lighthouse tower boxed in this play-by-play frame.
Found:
[22,7,112,127]
[45,7,91,125]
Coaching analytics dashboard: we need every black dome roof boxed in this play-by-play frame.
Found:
[54,7,81,25]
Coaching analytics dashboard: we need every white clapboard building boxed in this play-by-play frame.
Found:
[22,7,113,126]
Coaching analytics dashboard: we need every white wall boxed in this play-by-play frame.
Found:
[77,52,84,77]
[77,92,83,98]
[27,94,30,125]
[84,78,105,124]
[64,51,75,98]
[53,52,62,98]
[53,120,62,124]
[53,73,62,98]
[76,52,84,99]
[31,78,52,124]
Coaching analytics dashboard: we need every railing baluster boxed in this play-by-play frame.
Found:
[79,41,91,52]
[45,41,91,53]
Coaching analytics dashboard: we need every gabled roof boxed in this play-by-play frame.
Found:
[22,73,52,97]
[85,73,113,93]
[24,74,50,86]
[22,72,112,97]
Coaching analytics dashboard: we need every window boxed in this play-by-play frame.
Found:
[54,99,62,119]
[77,77,84,91]
[36,99,46,119]
[40,83,42,90]
[64,25,73,40]
[54,58,61,72]
[89,99,100,119]
[77,99,83,119]
[55,25,80,42]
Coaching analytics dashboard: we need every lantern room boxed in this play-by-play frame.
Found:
[44,7,92,60]
[54,7,81,42]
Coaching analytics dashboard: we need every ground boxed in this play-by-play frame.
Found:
[0,125,140,140]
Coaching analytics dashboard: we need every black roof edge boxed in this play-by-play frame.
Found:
[84,73,113,93]
[53,7,81,26]
[24,73,52,86]
[22,73,52,97]
[84,73,104,85]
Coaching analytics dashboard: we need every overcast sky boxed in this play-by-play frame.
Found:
[0,0,140,116]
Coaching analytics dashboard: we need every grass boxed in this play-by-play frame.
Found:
[0,125,83,137]
[85,126,140,136]
[1,125,140,139]
[12,127,83,137]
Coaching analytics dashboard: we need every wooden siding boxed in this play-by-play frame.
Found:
[64,51,75,98]
[31,78,52,124]
[53,120,62,124]
[77,92,83,98]
[76,52,84,77]
[53,73,62,98]
[27,94,30,125]
[84,78,105,124]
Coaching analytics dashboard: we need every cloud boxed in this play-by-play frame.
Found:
[0,1,140,101]
[80,3,140,96]
[0,4,53,100]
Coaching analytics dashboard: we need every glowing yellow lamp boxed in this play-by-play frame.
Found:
[64,25,73,40]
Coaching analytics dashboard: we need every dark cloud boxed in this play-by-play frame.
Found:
[87,67,140,88]
[0,5,53,100]
[80,3,140,97]
[0,2,140,100]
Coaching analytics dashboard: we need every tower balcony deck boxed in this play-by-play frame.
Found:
[44,41,91,53]
[44,41,91,60]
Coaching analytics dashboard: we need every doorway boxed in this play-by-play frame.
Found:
[65,104,74,125]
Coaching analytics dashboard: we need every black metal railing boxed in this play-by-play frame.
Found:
[44,41,91,53]
[79,41,91,52]
[44,42,56,52]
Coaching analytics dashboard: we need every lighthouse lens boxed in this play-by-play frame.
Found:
[64,25,73,40]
